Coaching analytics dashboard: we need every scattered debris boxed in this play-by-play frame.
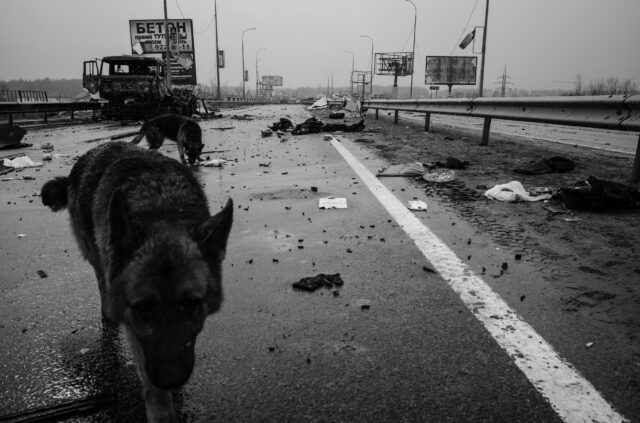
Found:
[308,96,328,111]
[319,196,347,209]
[0,123,27,148]
[585,342,594,349]
[423,169,456,183]
[3,156,43,169]
[292,273,344,292]
[259,162,271,167]
[199,158,226,167]
[563,217,582,222]
[231,114,253,121]
[435,157,469,170]
[484,181,553,202]
[408,200,428,211]
[561,176,640,211]
[261,130,273,138]
[41,142,54,151]
[422,266,436,273]
[211,127,235,131]
[268,118,293,131]
[377,162,428,177]
[2,175,35,181]
[355,298,371,310]
[37,270,48,278]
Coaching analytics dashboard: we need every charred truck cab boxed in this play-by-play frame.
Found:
[83,55,197,119]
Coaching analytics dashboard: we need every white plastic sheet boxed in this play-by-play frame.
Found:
[3,156,43,168]
[484,181,553,202]
[319,196,347,209]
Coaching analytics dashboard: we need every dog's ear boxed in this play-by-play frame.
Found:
[194,198,233,261]
[108,188,139,252]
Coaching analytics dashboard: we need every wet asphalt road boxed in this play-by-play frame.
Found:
[0,105,634,422]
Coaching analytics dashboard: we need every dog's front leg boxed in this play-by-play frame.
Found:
[177,136,187,164]
[124,327,176,423]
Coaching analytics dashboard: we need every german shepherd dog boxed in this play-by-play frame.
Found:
[41,141,233,422]
[130,114,204,165]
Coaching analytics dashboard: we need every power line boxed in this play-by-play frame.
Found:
[450,0,479,55]
[175,0,216,34]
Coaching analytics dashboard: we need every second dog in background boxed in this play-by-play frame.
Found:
[131,114,204,165]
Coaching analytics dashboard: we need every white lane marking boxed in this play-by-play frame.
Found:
[330,137,628,423]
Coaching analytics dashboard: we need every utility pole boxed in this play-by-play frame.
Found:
[478,0,490,97]
[163,0,172,90]
[405,0,417,99]
[214,0,221,100]
[361,35,374,99]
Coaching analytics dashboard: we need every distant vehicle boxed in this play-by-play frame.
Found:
[371,93,389,99]
[83,55,199,119]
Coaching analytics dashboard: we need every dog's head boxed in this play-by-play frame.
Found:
[183,122,204,165]
[109,195,233,389]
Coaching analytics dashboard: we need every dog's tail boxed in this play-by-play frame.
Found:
[41,176,69,211]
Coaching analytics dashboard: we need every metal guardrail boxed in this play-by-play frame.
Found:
[364,95,640,181]
[0,90,48,103]
[0,101,102,124]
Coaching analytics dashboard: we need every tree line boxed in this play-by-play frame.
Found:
[572,74,638,96]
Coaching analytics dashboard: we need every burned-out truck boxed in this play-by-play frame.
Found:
[83,55,198,119]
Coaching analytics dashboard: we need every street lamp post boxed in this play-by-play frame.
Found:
[214,0,221,100]
[241,27,256,100]
[344,50,354,96]
[405,0,417,99]
[360,35,374,99]
[255,48,266,100]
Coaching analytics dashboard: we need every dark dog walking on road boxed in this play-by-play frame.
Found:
[130,114,204,165]
[41,141,233,422]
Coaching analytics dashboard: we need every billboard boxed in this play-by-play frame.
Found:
[262,75,283,86]
[374,53,413,76]
[425,56,477,86]
[130,19,194,54]
[130,19,196,85]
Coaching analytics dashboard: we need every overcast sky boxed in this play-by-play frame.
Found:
[1,0,639,92]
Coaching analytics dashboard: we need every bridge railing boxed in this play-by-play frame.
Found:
[363,95,640,181]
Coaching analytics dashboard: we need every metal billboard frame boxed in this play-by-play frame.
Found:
[374,53,414,76]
